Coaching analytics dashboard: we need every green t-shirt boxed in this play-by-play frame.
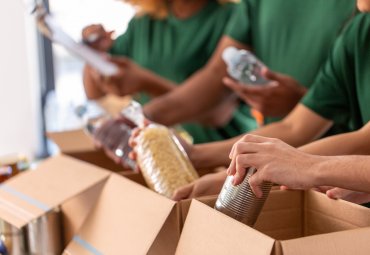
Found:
[302,13,370,132]
[225,0,356,128]
[110,1,244,143]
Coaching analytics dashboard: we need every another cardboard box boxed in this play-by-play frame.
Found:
[0,155,111,246]
[47,129,129,173]
[63,174,181,255]
[176,190,370,255]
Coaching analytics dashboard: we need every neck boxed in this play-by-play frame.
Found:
[170,0,210,19]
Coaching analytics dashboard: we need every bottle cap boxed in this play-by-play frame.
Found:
[222,46,241,67]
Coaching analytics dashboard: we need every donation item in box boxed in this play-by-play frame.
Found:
[176,190,370,255]
[123,101,199,198]
[0,155,110,254]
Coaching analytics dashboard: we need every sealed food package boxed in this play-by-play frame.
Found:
[135,124,199,198]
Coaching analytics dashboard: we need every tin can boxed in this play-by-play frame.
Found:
[27,208,63,255]
[215,168,272,227]
[0,220,27,255]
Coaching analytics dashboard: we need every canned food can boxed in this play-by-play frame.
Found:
[0,220,27,255]
[215,168,272,227]
[27,208,63,255]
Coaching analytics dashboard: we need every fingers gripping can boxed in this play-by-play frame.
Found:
[215,168,272,227]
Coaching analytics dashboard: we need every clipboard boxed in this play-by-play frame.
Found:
[33,4,119,76]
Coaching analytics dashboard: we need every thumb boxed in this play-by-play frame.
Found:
[326,187,351,200]
[172,183,194,201]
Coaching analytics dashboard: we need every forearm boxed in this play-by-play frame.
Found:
[314,155,370,193]
[192,135,241,169]
[300,122,370,155]
[143,65,228,125]
[83,65,106,100]
[140,69,177,97]
[144,36,249,125]
[191,105,332,169]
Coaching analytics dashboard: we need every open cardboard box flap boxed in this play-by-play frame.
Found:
[0,155,110,228]
[64,173,179,255]
[176,199,274,255]
[176,190,370,255]
[47,129,95,153]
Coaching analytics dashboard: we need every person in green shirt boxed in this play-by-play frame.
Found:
[172,10,370,201]
[139,0,356,140]
[83,0,240,144]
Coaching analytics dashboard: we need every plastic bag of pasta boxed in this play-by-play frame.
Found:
[123,101,199,198]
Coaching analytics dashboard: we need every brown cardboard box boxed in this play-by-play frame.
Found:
[0,155,110,245]
[63,173,181,255]
[176,190,370,255]
[47,129,130,172]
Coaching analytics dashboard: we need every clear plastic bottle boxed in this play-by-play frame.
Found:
[78,101,137,170]
[222,46,269,85]
[215,168,272,227]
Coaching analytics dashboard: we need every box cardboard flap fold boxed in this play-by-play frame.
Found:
[175,200,274,255]
[64,174,178,255]
[0,155,110,228]
[281,227,370,255]
[47,129,95,153]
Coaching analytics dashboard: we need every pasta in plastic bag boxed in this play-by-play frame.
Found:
[123,101,199,198]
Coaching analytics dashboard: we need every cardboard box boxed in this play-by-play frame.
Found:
[176,190,370,255]
[47,129,130,173]
[63,174,181,255]
[0,155,111,246]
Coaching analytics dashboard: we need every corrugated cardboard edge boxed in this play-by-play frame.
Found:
[47,129,95,153]
[176,200,274,255]
[0,155,110,228]
[280,227,370,255]
[64,174,178,255]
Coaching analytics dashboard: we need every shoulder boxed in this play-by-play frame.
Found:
[213,1,242,16]
[340,13,370,43]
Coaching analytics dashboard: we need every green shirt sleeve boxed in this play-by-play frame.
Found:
[301,22,355,125]
[224,0,252,45]
[109,17,136,56]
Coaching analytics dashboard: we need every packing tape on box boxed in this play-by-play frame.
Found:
[0,185,50,211]
[0,184,51,222]
[71,235,103,255]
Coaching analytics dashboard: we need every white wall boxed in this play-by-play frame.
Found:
[0,1,41,159]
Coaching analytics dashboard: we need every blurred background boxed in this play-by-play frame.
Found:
[0,0,134,160]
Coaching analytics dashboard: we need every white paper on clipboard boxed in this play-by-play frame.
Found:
[34,6,119,76]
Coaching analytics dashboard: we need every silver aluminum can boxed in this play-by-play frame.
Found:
[215,168,272,227]
[0,220,27,255]
[27,208,63,255]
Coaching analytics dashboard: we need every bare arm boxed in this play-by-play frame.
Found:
[83,65,106,100]
[314,155,370,193]
[300,121,370,155]
[191,104,332,169]
[143,36,250,125]
[226,135,370,196]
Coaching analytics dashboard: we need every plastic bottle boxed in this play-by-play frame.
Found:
[223,46,268,126]
[77,101,137,170]
[222,46,269,85]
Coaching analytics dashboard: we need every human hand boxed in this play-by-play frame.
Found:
[82,24,114,51]
[100,56,149,97]
[172,171,227,201]
[227,134,322,198]
[195,93,239,127]
[223,68,307,117]
[325,187,370,204]
[93,117,135,169]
